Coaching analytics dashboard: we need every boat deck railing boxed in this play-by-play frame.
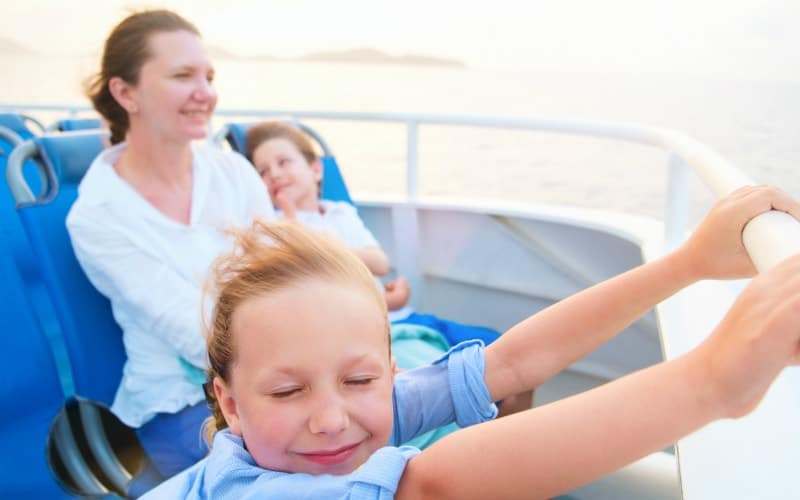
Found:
[5,102,798,271]
[4,102,800,498]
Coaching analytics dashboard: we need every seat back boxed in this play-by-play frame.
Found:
[223,120,354,205]
[8,131,126,406]
[1,124,45,281]
[1,123,28,258]
[6,131,170,496]
[52,117,104,132]
[0,112,40,140]
[1,120,83,496]
[0,237,72,498]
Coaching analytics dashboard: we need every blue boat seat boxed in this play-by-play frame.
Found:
[6,131,162,497]
[1,113,43,251]
[1,123,45,282]
[8,132,125,404]
[0,112,44,139]
[52,117,104,132]
[221,120,354,205]
[2,113,48,285]
[2,120,90,497]
[0,237,74,498]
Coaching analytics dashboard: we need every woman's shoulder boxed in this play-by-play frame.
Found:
[69,142,128,214]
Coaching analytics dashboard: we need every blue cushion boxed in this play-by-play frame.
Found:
[0,238,71,498]
[0,113,36,140]
[16,132,125,405]
[55,117,103,132]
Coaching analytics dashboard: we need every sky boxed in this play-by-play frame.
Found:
[1,0,799,81]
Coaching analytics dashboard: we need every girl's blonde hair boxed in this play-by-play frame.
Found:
[202,220,388,444]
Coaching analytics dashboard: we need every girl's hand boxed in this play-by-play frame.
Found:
[680,186,800,280]
[274,191,297,220]
[694,253,800,419]
[385,277,411,311]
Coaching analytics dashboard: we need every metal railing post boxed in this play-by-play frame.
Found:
[664,153,689,251]
[406,121,419,201]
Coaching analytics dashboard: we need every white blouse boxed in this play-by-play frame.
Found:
[67,141,274,427]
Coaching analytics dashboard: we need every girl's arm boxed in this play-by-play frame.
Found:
[351,245,390,276]
[485,185,800,401]
[397,253,800,499]
[485,247,695,399]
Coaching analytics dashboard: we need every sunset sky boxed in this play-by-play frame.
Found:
[2,0,798,81]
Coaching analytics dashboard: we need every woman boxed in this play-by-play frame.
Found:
[66,10,275,477]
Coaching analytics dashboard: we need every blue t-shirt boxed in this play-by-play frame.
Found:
[142,341,496,499]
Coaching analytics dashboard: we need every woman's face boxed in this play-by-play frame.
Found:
[128,30,217,142]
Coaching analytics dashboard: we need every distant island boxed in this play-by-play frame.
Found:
[0,36,464,69]
[299,48,465,68]
[209,45,465,68]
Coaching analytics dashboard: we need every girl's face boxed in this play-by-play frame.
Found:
[125,30,217,142]
[251,137,322,212]
[214,279,394,475]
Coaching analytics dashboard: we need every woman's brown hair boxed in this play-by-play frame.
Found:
[202,220,388,444]
[84,10,200,145]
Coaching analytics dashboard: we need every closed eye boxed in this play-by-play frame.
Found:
[270,387,302,398]
[345,378,375,386]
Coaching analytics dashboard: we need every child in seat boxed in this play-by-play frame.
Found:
[246,121,532,425]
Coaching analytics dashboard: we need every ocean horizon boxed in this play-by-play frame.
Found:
[3,52,798,223]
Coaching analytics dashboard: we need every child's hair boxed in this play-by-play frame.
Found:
[245,121,319,164]
[202,220,389,444]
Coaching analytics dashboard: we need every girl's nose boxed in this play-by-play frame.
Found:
[308,396,349,435]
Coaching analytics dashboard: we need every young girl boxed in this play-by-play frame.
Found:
[144,185,800,499]
[245,121,412,314]
[246,121,531,422]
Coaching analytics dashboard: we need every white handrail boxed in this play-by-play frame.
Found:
[3,103,799,267]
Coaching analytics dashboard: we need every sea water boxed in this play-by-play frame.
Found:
[3,54,798,223]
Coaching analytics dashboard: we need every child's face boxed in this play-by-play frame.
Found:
[251,137,322,211]
[214,278,394,475]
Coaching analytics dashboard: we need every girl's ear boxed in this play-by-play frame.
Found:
[310,158,323,183]
[391,356,398,377]
[213,376,242,435]
[108,76,139,114]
